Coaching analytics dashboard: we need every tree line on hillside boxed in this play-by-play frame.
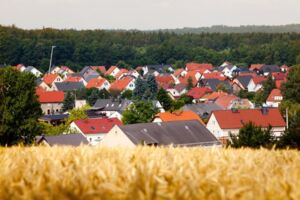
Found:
[2,25,300,72]
[159,24,300,34]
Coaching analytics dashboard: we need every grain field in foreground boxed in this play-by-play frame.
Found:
[0,146,300,200]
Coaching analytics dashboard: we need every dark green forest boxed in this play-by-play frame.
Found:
[1,25,300,72]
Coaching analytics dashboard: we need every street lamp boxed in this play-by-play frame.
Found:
[48,45,56,74]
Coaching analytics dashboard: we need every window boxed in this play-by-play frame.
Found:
[47,109,50,115]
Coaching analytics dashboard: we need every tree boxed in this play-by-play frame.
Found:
[157,88,173,111]
[133,76,146,100]
[145,74,158,100]
[262,75,276,102]
[186,76,194,90]
[216,83,231,93]
[229,122,274,148]
[122,101,159,124]
[116,60,131,69]
[170,99,185,112]
[278,110,300,149]
[62,92,75,111]
[0,67,42,145]
[281,65,300,103]
[121,90,133,99]
[86,88,100,106]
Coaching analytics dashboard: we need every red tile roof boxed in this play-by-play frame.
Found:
[174,68,184,77]
[249,64,264,71]
[155,111,204,125]
[179,71,200,86]
[105,66,118,75]
[187,87,213,99]
[215,95,239,109]
[186,63,213,71]
[115,69,129,79]
[156,75,175,89]
[272,72,286,80]
[202,72,226,80]
[86,78,107,89]
[65,76,83,82]
[267,89,283,102]
[252,76,267,84]
[60,66,73,73]
[91,66,106,74]
[212,108,286,129]
[109,77,133,92]
[275,80,285,89]
[43,74,59,85]
[203,91,228,102]
[74,118,122,134]
[37,91,64,103]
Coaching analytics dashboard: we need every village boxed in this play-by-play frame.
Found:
[12,61,289,147]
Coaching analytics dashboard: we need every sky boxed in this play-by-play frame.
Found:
[0,0,300,30]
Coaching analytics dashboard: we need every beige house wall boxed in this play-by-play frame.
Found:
[41,103,63,115]
[100,126,135,147]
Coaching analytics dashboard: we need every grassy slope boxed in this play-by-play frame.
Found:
[0,146,300,199]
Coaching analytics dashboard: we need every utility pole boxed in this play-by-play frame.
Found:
[286,107,289,129]
[48,46,56,74]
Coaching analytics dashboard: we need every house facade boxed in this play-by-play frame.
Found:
[206,108,286,144]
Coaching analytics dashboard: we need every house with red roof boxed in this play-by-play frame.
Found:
[70,117,122,145]
[203,91,228,102]
[207,108,286,144]
[215,94,239,109]
[42,73,63,87]
[109,77,135,93]
[105,66,120,77]
[247,76,267,92]
[156,75,177,89]
[173,68,187,77]
[166,83,187,100]
[153,111,205,125]
[187,87,213,103]
[37,90,65,115]
[86,78,110,90]
[266,89,283,107]
[185,63,213,71]
[178,71,201,87]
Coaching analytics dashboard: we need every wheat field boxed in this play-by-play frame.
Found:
[0,146,300,200]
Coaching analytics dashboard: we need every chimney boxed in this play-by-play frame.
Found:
[261,107,269,115]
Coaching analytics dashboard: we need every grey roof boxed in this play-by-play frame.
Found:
[24,66,34,72]
[54,82,85,91]
[40,114,69,121]
[35,78,42,86]
[261,65,281,73]
[93,99,162,113]
[236,76,252,88]
[84,74,100,82]
[93,99,132,112]
[183,103,223,117]
[36,134,89,146]
[201,79,232,92]
[118,120,221,147]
